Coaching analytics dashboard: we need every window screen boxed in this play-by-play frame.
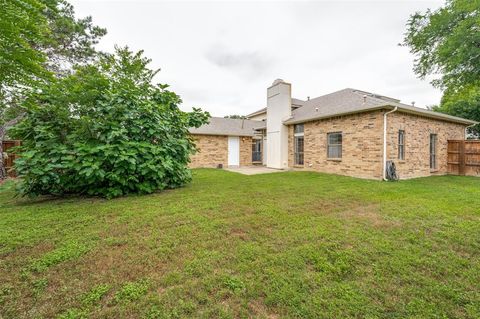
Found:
[327,132,342,159]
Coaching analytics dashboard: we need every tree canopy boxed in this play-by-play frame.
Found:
[12,47,209,198]
[403,0,480,136]
[1,0,106,178]
[403,0,480,90]
[432,84,480,137]
[1,0,106,115]
[0,0,51,96]
[39,0,107,75]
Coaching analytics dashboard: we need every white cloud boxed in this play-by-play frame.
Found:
[71,0,444,116]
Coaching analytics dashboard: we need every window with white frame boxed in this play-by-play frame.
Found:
[327,132,342,159]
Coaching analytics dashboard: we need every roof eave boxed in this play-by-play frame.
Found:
[283,106,387,125]
[283,105,477,125]
[392,106,478,125]
[190,132,255,137]
[246,109,266,118]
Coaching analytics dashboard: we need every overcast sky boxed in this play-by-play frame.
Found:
[71,0,444,116]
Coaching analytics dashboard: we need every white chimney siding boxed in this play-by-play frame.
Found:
[266,79,291,169]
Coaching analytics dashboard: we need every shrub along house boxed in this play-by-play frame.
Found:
[189,79,477,180]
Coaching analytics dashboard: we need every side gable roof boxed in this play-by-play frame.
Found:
[284,88,477,125]
[291,98,306,108]
[245,98,306,119]
[189,117,264,136]
[245,107,266,118]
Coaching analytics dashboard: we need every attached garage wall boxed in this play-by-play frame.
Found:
[189,134,252,168]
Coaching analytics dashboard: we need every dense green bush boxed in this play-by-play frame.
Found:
[12,47,209,198]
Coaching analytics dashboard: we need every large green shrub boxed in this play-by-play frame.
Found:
[12,47,209,198]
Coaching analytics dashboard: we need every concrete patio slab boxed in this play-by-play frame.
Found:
[225,166,286,175]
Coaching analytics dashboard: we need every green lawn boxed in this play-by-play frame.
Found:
[0,169,479,318]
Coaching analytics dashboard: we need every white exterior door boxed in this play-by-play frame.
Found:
[228,136,240,167]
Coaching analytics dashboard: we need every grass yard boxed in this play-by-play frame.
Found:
[0,169,479,318]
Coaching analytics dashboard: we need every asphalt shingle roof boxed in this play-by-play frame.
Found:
[291,98,306,107]
[189,117,265,136]
[284,88,476,125]
[245,98,305,118]
[194,89,476,136]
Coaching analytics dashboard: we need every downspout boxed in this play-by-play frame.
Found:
[383,106,398,181]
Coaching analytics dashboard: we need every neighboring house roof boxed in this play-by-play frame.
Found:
[189,117,264,136]
[246,107,266,118]
[284,88,477,125]
[245,98,306,119]
[291,98,306,108]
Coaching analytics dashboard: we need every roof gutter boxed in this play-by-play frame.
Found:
[283,106,387,125]
[383,106,398,181]
[246,109,267,118]
[283,106,476,126]
[189,132,255,137]
[393,107,476,125]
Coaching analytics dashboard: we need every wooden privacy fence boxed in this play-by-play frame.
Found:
[447,140,480,177]
[2,140,21,177]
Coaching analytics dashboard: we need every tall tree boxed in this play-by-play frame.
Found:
[0,0,51,96]
[403,0,480,90]
[403,0,480,136]
[39,0,107,75]
[0,0,106,179]
[1,0,51,179]
[432,84,480,137]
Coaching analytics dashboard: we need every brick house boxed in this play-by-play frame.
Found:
[189,79,476,180]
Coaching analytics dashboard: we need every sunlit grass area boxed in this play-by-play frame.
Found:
[1,169,479,318]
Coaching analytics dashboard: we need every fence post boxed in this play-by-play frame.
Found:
[459,140,466,176]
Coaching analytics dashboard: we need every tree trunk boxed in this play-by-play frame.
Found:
[0,114,24,180]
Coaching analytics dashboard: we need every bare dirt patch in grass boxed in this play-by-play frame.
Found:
[338,204,403,229]
[229,227,250,241]
[248,299,280,318]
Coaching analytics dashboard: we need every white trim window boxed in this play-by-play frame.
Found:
[398,130,405,160]
[294,124,304,165]
[327,132,342,159]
